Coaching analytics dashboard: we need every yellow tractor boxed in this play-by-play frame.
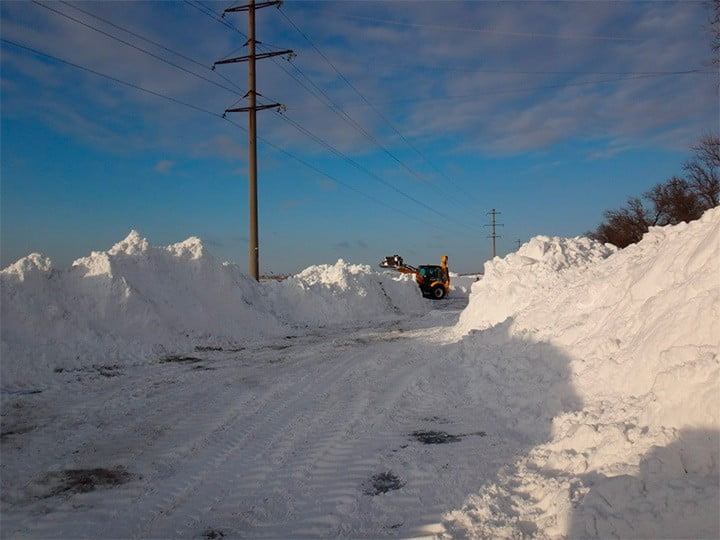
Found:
[379,254,450,299]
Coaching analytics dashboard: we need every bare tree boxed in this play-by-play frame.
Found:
[683,133,720,207]
[589,135,718,248]
[644,176,705,225]
[590,197,651,247]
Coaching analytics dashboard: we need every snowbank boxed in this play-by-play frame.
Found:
[448,272,481,298]
[1,233,426,390]
[446,208,720,538]
[456,235,616,333]
[266,260,426,327]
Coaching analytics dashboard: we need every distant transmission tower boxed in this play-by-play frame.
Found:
[485,208,504,258]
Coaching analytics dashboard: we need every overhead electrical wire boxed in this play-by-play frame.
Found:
[25,1,706,234]
[58,0,247,94]
[277,7,487,208]
[31,0,244,97]
[0,37,429,228]
[1,38,223,118]
[373,71,709,106]
[195,1,440,189]
[331,13,641,42]
[191,1,484,226]
[322,57,713,76]
[201,1,487,220]
[273,109,472,228]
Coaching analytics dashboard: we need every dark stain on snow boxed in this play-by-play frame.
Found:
[203,528,225,539]
[53,365,123,377]
[411,430,462,444]
[410,429,487,444]
[421,415,451,424]
[3,389,43,396]
[38,466,132,498]
[160,355,204,364]
[1,425,35,441]
[195,345,224,352]
[364,471,404,495]
[96,365,123,377]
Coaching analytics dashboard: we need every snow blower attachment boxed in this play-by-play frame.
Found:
[379,254,450,299]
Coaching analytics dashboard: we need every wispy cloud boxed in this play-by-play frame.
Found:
[4,0,712,164]
[154,159,174,173]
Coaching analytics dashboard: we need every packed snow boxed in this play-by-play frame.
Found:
[1,209,717,538]
[447,208,719,537]
[1,232,426,389]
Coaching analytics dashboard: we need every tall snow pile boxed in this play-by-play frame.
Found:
[1,232,425,390]
[446,208,719,538]
[266,260,426,327]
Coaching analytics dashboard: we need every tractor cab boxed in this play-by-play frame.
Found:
[418,265,444,283]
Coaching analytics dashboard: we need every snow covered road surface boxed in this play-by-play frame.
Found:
[2,299,521,538]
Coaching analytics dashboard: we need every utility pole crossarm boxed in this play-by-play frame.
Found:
[214,49,293,66]
[224,0,281,13]
[226,103,283,113]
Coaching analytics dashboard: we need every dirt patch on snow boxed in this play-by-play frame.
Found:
[411,430,463,444]
[38,467,132,498]
[160,355,203,364]
[410,429,487,444]
[364,471,404,495]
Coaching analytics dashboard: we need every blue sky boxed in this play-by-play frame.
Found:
[1,0,717,274]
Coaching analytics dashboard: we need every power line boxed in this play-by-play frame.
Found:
[278,7,487,211]
[31,0,244,97]
[326,56,713,77]
[22,2,464,231]
[185,0,248,39]
[1,38,224,118]
[0,37,429,233]
[276,8,445,191]
[275,110,473,228]
[332,13,641,42]
[198,0,485,224]
[59,0,247,94]
[366,71,709,106]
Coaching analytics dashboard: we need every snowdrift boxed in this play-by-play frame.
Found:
[266,260,426,327]
[1,232,425,390]
[446,208,720,538]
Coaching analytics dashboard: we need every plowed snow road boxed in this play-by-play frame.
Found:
[1,298,515,538]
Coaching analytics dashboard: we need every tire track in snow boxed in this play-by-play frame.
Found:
[185,330,450,537]
[133,335,362,538]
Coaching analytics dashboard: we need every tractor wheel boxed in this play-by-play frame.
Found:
[431,284,446,299]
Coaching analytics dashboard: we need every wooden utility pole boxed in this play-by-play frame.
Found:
[485,208,504,258]
[214,0,293,281]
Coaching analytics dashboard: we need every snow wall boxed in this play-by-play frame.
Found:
[446,207,720,538]
[1,231,426,390]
